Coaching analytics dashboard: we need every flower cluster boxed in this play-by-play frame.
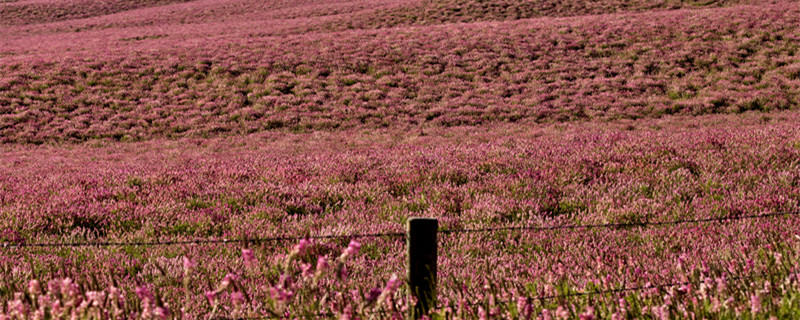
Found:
[1,238,798,318]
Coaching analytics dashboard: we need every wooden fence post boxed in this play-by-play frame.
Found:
[407,217,438,319]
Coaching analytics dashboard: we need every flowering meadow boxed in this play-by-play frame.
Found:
[1,0,800,318]
[3,1,800,143]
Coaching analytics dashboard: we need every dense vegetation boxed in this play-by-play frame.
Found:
[2,2,799,143]
[1,0,799,318]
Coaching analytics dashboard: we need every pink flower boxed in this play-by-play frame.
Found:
[269,286,293,303]
[37,295,51,310]
[77,298,91,313]
[676,284,690,295]
[377,274,401,306]
[221,273,238,290]
[716,277,728,295]
[579,306,595,320]
[384,274,400,293]
[339,240,361,260]
[724,297,734,309]
[204,291,217,304]
[135,286,153,303]
[516,296,527,313]
[86,291,105,308]
[750,293,761,314]
[652,305,669,320]
[9,298,28,317]
[109,286,121,302]
[346,240,361,254]
[50,300,62,316]
[301,263,314,279]
[154,307,170,320]
[555,306,569,319]
[28,280,42,295]
[61,278,79,298]
[517,296,533,320]
[183,257,196,275]
[541,309,552,320]
[231,291,245,306]
[242,249,256,268]
[47,280,60,295]
[316,256,329,271]
[291,239,310,256]
[341,305,353,320]
[478,306,487,320]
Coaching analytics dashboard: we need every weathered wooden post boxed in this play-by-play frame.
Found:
[407,217,438,319]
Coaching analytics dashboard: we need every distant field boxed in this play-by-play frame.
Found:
[0,0,198,25]
[2,2,799,144]
[325,0,792,29]
[1,0,799,318]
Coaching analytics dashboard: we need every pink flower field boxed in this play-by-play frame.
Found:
[1,0,800,318]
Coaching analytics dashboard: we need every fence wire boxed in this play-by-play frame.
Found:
[1,210,797,249]
[1,210,796,319]
[0,231,405,249]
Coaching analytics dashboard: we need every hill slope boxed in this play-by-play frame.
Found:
[2,2,799,143]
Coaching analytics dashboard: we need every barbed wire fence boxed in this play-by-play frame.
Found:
[1,210,799,319]
[2,211,797,249]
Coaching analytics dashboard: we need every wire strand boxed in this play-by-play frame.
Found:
[2,210,797,249]
[0,231,405,249]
